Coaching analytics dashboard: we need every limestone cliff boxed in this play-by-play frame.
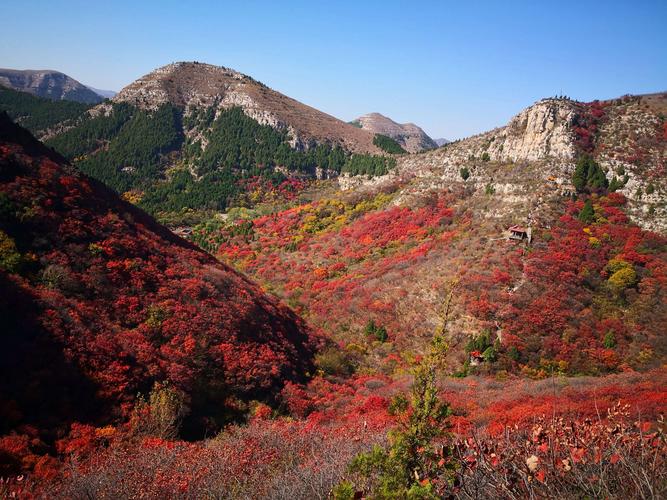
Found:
[345,95,667,233]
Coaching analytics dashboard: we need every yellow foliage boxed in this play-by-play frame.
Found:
[345,343,368,355]
[121,190,144,204]
[0,230,22,272]
[606,258,638,292]
[608,266,638,291]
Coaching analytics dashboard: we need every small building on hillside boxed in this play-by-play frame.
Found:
[469,350,484,366]
[173,227,193,237]
[507,225,532,244]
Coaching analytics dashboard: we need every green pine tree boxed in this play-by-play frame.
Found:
[578,199,595,223]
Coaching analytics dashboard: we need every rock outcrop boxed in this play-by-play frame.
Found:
[352,112,437,153]
[0,68,105,104]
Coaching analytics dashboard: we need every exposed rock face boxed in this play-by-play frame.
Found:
[391,99,581,189]
[113,62,380,153]
[347,95,667,233]
[0,68,104,104]
[352,112,437,153]
[436,98,579,164]
[497,99,578,161]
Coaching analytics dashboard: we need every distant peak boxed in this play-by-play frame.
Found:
[353,112,437,153]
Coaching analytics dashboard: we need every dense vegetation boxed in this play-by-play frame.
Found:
[39,104,396,218]
[342,153,397,176]
[1,89,666,497]
[0,86,91,134]
[47,103,183,193]
[572,155,608,193]
[373,133,406,154]
[0,115,314,452]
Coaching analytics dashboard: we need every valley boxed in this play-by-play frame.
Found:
[0,59,665,498]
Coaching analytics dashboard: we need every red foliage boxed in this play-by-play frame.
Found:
[461,194,666,374]
[0,116,316,455]
[572,100,608,153]
[213,193,457,344]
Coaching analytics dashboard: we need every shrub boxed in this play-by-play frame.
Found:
[129,382,189,440]
[481,152,490,162]
[343,362,454,497]
[578,199,595,223]
[315,347,355,377]
[603,331,616,348]
[607,266,638,293]
[0,230,21,273]
[388,394,409,416]
[460,167,470,181]
[572,156,608,193]
[363,320,389,342]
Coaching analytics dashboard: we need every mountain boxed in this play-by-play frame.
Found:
[114,62,379,153]
[351,112,438,153]
[0,62,401,225]
[0,85,93,137]
[0,68,105,104]
[398,94,667,232]
[0,112,315,442]
[434,138,450,146]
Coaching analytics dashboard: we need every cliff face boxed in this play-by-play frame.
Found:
[112,62,380,153]
[353,112,438,153]
[0,69,104,104]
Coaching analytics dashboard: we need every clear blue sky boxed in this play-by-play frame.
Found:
[2,0,666,139]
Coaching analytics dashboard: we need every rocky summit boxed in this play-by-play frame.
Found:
[112,62,380,153]
[352,112,438,153]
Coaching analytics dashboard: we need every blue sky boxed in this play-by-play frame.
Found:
[2,0,666,139]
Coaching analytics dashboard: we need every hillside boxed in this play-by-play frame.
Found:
[395,94,667,232]
[352,112,437,153]
[0,113,315,445]
[0,62,402,224]
[0,68,105,104]
[192,93,667,378]
[0,87,665,497]
[0,86,93,137]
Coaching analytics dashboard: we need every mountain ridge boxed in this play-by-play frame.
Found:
[345,94,667,233]
[0,68,106,104]
[111,61,381,153]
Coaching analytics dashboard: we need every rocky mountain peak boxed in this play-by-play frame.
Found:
[0,68,105,104]
[353,112,437,153]
[498,97,579,161]
[112,61,379,153]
